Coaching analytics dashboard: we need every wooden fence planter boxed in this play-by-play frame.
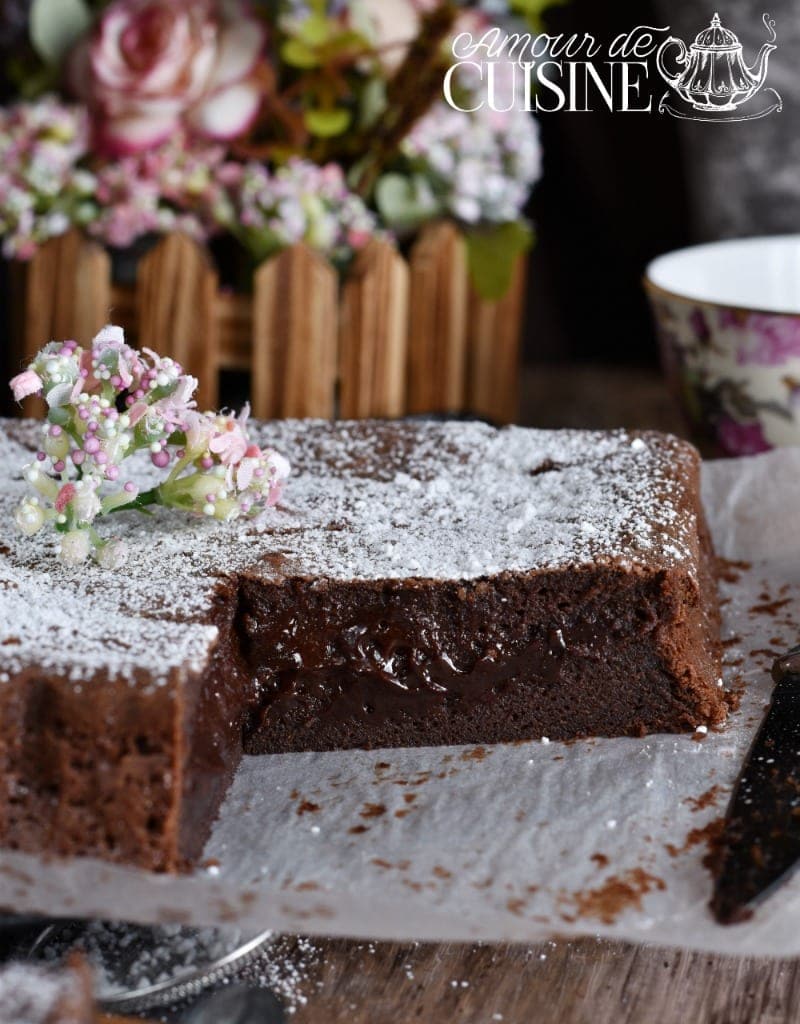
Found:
[7,225,526,423]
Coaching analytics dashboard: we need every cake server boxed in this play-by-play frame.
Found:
[712,645,800,924]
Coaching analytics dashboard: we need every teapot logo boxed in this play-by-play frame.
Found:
[657,12,782,121]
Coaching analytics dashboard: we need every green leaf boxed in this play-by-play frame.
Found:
[326,29,370,54]
[466,221,534,301]
[374,173,441,233]
[297,12,331,47]
[29,0,92,66]
[509,0,568,30]
[239,226,286,266]
[359,77,387,129]
[47,407,70,427]
[281,38,319,69]
[304,107,351,138]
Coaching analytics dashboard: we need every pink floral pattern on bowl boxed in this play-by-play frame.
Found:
[646,288,800,458]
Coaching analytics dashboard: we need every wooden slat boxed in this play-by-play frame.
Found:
[407,222,469,415]
[111,286,252,372]
[251,244,338,419]
[339,239,409,419]
[10,230,111,416]
[135,234,219,411]
[466,254,527,424]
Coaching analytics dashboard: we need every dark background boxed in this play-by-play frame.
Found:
[524,0,799,368]
[524,0,691,367]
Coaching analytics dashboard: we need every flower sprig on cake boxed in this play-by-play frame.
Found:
[9,326,290,567]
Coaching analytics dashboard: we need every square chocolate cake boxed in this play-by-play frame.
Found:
[0,418,723,871]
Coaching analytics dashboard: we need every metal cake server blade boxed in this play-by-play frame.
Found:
[712,646,800,925]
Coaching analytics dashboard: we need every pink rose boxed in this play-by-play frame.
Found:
[68,0,266,155]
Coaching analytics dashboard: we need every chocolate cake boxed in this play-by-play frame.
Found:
[0,418,723,872]
[0,957,95,1023]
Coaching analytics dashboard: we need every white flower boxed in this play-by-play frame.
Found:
[14,497,44,537]
[58,529,91,566]
[388,60,543,230]
[183,410,216,455]
[96,539,129,569]
[351,0,434,73]
[43,429,70,460]
[71,478,102,524]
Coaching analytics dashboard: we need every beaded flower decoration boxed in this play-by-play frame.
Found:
[9,326,290,567]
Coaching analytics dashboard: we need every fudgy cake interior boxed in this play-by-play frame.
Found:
[0,419,723,871]
[241,563,719,753]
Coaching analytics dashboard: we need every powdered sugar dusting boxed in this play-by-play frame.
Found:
[0,961,87,1023]
[0,419,700,686]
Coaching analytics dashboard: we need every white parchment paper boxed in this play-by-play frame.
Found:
[3,450,800,956]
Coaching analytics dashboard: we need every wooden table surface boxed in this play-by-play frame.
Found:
[216,366,791,1024]
[283,935,800,1024]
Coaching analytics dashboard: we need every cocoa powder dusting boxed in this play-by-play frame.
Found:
[699,819,727,874]
[685,785,723,812]
[664,817,726,869]
[360,802,387,819]
[724,678,745,713]
[716,558,751,583]
[461,746,490,762]
[567,869,666,925]
[749,597,792,617]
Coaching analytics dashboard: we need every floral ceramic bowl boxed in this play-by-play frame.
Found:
[645,236,800,457]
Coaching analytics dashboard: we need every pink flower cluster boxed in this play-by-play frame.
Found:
[0,101,381,261]
[0,97,94,259]
[10,327,290,567]
[219,158,380,266]
[86,132,232,249]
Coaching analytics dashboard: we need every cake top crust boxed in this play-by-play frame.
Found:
[0,418,700,686]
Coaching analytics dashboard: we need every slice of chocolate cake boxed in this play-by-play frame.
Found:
[0,419,723,871]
